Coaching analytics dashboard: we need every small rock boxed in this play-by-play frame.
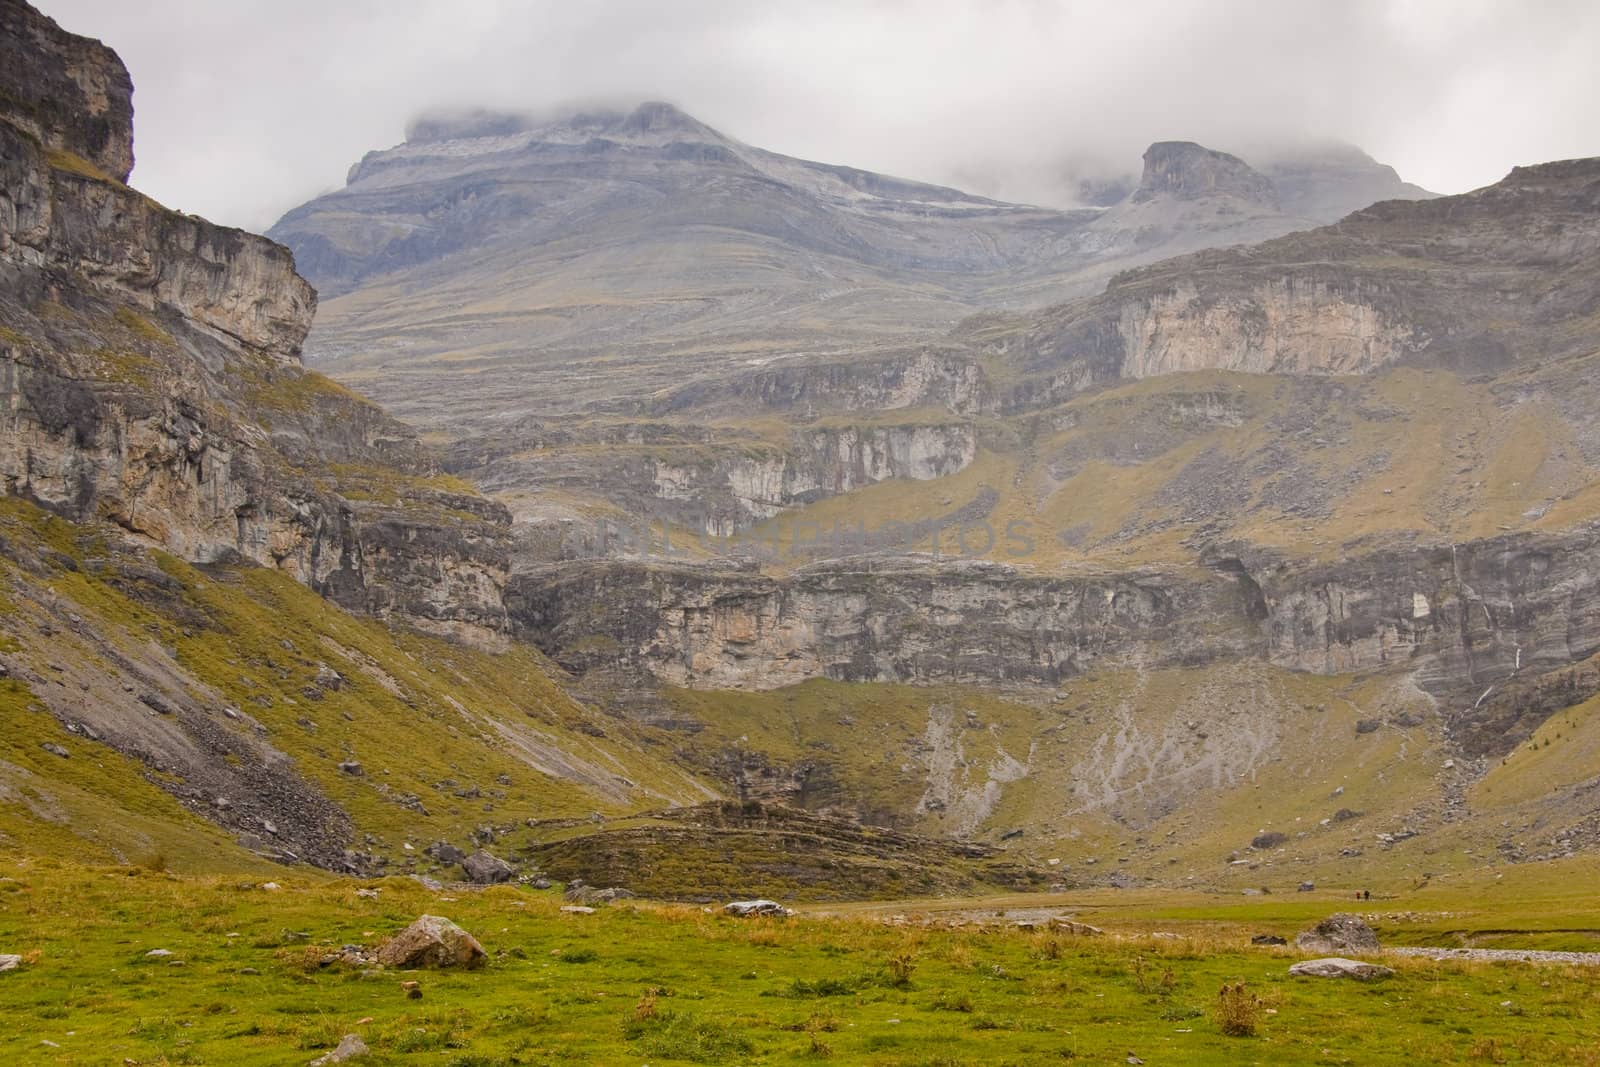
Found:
[560,905,597,915]
[355,888,380,900]
[1049,919,1104,936]
[1297,881,1315,892]
[1289,957,1394,980]
[0,954,22,972]
[145,949,173,959]
[401,980,423,999]
[375,915,486,970]
[309,1033,370,1065]
[338,760,364,777]
[40,743,70,759]
[1250,934,1287,946]
[723,900,792,917]
[261,882,281,892]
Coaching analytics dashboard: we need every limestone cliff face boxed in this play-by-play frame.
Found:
[1252,526,1600,752]
[1116,275,1424,379]
[508,557,1264,691]
[0,5,509,644]
[1009,157,1600,407]
[509,528,1600,757]
[0,0,133,182]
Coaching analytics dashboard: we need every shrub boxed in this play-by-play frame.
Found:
[1215,982,1262,1037]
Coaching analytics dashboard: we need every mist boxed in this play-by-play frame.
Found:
[35,0,1600,231]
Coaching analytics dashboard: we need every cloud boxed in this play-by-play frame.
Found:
[35,0,1600,230]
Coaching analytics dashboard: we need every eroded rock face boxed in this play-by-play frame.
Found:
[510,526,1600,757]
[0,3,510,646]
[1132,142,1278,207]
[0,0,133,181]
[510,556,1263,690]
[1010,157,1600,405]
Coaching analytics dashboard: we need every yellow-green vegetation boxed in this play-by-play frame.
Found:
[112,306,175,347]
[326,463,485,511]
[237,357,370,425]
[44,146,114,183]
[87,344,159,384]
[2,859,1599,1065]
[666,667,1461,890]
[0,673,278,871]
[0,496,709,870]
[724,361,1600,573]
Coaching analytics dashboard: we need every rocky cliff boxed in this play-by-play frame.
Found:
[1008,157,1600,402]
[0,0,509,644]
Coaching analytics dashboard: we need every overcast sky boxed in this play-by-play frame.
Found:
[37,0,1600,231]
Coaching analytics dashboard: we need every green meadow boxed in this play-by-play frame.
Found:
[2,858,1598,1065]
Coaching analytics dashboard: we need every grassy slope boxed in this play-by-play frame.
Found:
[0,497,712,871]
[1,858,1598,1065]
[697,360,1600,572]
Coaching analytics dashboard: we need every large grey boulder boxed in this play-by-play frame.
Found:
[375,915,486,970]
[1295,913,1380,954]
[460,851,514,885]
[1289,957,1394,980]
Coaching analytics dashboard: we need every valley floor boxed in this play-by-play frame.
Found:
[2,858,1598,1065]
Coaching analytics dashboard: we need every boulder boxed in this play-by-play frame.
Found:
[1295,913,1380,954]
[375,915,486,970]
[309,1033,370,1065]
[564,884,634,905]
[1289,957,1394,980]
[723,899,792,917]
[426,842,466,866]
[460,851,514,885]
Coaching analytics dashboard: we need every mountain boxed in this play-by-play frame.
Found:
[7,0,1600,899]
[269,104,1433,425]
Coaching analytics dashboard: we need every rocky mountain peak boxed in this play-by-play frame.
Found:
[1132,140,1278,207]
[0,0,133,181]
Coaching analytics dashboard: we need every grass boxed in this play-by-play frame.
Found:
[0,496,710,871]
[0,860,1598,1065]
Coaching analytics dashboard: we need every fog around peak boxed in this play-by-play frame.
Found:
[35,0,1600,230]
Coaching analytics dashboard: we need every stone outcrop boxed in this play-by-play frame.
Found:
[1132,141,1279,207]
